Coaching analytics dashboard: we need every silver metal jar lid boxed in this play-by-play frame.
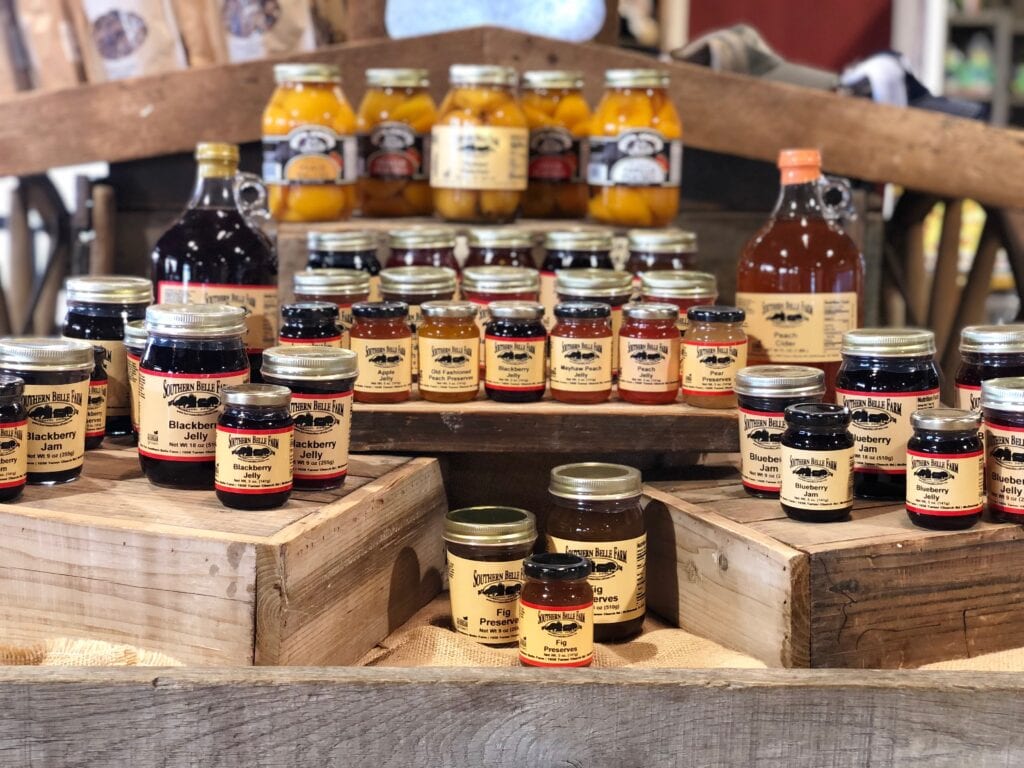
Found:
[910,407,981,432]
[380,266,458,295]
[841,328,936,358]
[462,266,539,294]
[366,67,429,88]
[488,301,544,321]
[627,228,697,253]
[467,228,534,249]
[388,227,457,250]
[123,319,147,347]
[605,68,669,88]
[521,70,584,89]
[294,269,371,296]
[556,268,632,297]
[734,365,826,399]
[549,462,642,501]
[145,303,247,338]
[982,377,1024,412]
[544,229,613,251]
[222,383,291,408]
[640,270,717,299]
[960,324,1024,354]
[0,337,95,372]
[420,300,478,319]
[307,230,378,252]
[261,346,358,381]
[274,62,340,84]
[449,64,516,87]
[65,275,153,305]
[443,506,538,547]
[622,302,679,321]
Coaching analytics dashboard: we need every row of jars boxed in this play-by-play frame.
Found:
[263,64,682,226]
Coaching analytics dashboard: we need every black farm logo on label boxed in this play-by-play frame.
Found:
[366,345,406,368]
[561,341,603,362]
[912,459,958,486]
[538,609,588,638]
[162,380,222,416]
[762,300,814,327]
[88,391,106,407]
[0,429,20,456]
[432,345,473,368]
[846,397,901,431]
[91,11,148,60]
[291,399,345,435]
[697,348,738,369]
[627,342,668,364]
[789,455,838,484]
[228,434,280,463]
[24,390,84,427]
[495,343,537,363]
[459,135,499,154]
[990,443,1024,469]
[473,569,523,604]
[746,427,783,448]
[568,545,627,582]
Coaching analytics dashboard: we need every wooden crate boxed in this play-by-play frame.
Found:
[0,444,447,666]
[644,459,1024,669]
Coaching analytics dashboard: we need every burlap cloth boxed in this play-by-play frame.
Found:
[0,638,182,667]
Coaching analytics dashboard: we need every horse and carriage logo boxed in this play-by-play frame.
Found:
[746,427,783,449]
[167,391,221,417]
[477,581,521,603]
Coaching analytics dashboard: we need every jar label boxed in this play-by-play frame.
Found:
[23,381,88,474]
[358,123,429,181]
[835,388,941,473]
[408,303,423,374]
[550,336,612,392]
[350,337,412,394]
[547,534,646,623]
[985,422,1024,516]
[539,271,557,330]
[484,336,546,391]
[277,335,344,349]
[0,419,27,489]
[906,450,984,516]
[586,130,682,187]
[291,391,351,481]
[619,337,680,392]
[429,125,528,191]
[956,383,981,411]
[518,599,594,667]
[780,446,854,512]
[137,368,249,461]
[682,339,748,396]
[735,292,858,363]
[263,126,358,185]
[528,127,584,182]
[418,338,480,393]
[610,306,624,373]
[214,425,293,494]
[65,338,128,417]
[127,351,141,431]
[156,281,280,354]
[739,408,786,493]
[86,379,107,438]
[468,299,490,364]
[447,551,524,643]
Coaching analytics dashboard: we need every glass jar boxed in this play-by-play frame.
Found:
[734,365,826,498]
[587,69,683,227]
[443,506,538,645]
[618,303,680,405]
[549,302,613,405]
[306,230,382,301]
[431,64,528,223]
[279,302,344,348]
[350,301,412,404]
[85,346,107,450]
[981,377,1024,523]
[0,338,94,485]
[215,384,293,511]
[640,270,717,333]
[519,553,595,668]
[380,266,458,377]
[262,63,358,222]
[124,320,146,438]
[556,268,632,374]
[484,301,547,403]
[385,228,460,273]
[546,462,646,642]
[463,266,540,365]
[541,230,614,329]
[0,375,27,502]
[780,403,855,523]
[906,408,983,530]
[519,70,591,219]
[835,328,941,501]
[62,275,152,438]
[138,304,250,489]
[262,346,358,491]
[682,306,748,409]
[357,68,437,217]
[293,269,371,346]
[626,228,698,276]
[466,228,535,268]
[418,301,480,404]
[955,324,1024,411]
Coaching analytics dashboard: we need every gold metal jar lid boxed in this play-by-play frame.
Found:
[0,337,95,372]
[420,300,477,319]
[544,229,613,252]
[549,462,642,501]
[841,328,936,358]
[388,227,457,250]
[640,270,717,299]
[462,266,539,294]
[489,301,544,321]
[622,302,678,321]
[366,67,429,88]
[65,275,153,305]
[521,70,584,89]
[443,506,538,547]
[294,269,371,297]
[222,383,291,408]
[605,68,669,88]
[734,365,826,399]
[380,266,458,295]
[982,376,1024,412]
[910,407,981,432]
[960,324,1024,354]
[123,319,147,347]
[449,64,516,87]
[556,268,632,297]
[307,230,378,252]
[274,62,341,84]
[145,303,247,338]
[467,227,534,249]
[261,345,358,381]
[627,228,697,253]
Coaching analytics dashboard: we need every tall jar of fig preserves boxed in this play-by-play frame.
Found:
[465,228,535,269]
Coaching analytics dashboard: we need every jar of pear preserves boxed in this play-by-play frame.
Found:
[682,306,748,409]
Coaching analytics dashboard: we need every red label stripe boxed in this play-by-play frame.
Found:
[86,430,105,438]
[90,380,107,387]
[294,469,348,481]
[214,482,292,494]
[138,448,213,462]
[216,425,292,436]
[0,420,27,429]
[907,450,983,459]
[291,391,352,400]
[519,655,593,668]
[854,466,906,475]
[957,384,982,391]
[990,501,1024,515]
[485,383,546,392]
[742,480,780,493]
[485,335,546,343]
[906,504,983,517]
[986,423,1024,433]
[0,477,26,489]
[836,387,941,398]
[519,599,593,612]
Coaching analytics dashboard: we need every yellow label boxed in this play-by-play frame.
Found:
[23,380,88,474]
[550,336,612,392]
[156,281,280,353]
[906,450,983,515]
[137,368,249,461]
[619,336,680,392]
[682,339,747,395]
[518,599,593,667]
[957,384,981,411]
[610,306,623,373]
[86,380,107,438]
[215,425,293,493]
[291,392,351,481]
[447,551,524,643]
[735,291,858,363]
[430,125,528,191]
[0,419,27,489]
[65,337,128,417]
[780,446,854,512]
[547,534,646,623]
[419,337,480,393]
[127,351,141,431]
[539,271,557,331]
[277,335,344,348]
[351,336,412,394]
[985,423,1024,516]
[484,336,546,391]
[739,407,786,492]
[836,389,940,472]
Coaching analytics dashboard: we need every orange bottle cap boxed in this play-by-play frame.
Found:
[777,148,821,184]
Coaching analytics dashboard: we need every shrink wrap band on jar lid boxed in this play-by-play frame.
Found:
[420,300,477,319]
[555,268,631,296]
[640,270,717,299]
[222,383,291,408]
[604,68,669,88]
[462,266,539,294]
[274,63,341,83]
[307,230,378,252]
[380,266,458,294]
[468,228,534,249]
[449,64,516,86]
[443,506,537,547]
[65,275,153,305]
[549,462,642,500]
[841,328,936,357]
[960,324,1024,354]
[0,337,95,372]
[366,68,430,87]
[262,345,358,380]
[982,376,1024,411]
[124,319,147,347]
[734,365,825,399]
[145,303,247,338]
[554,302,610,319]
[622,302,678,321]
[351,301,409,320]
[910,408,981,432]
[295,269,372,297]
[627,228,697,253]
[489,301,544,321]
[544,229,614,252]
[388,228,458,250]
[521,70,584,89]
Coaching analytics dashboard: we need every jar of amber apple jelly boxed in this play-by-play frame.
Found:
[587,69,682,227]
[955,325,1024,411]
[380,266,458,377]
[618,303,680,405]
[465,228,535,269]
[556,268,632,374]
[982,377,1024,523]
[541,230,614,329]
[463,266,539,365]
[906,409,984,530]
[262,63,358,222]
[640,270,717,333]
[293,269,371,345]
[357,68,437,217]
[124,320,146,438]
[278,302,344,348]
[626,228,698,277]
[484,302,547,403]
[780,403,855,523]
[443,506,537,645]
[385,228,460,274]
[682,306,748,409]
[306,230,382,301]
[550,302,613,404]
[0,375,27,502]
[350,302,412,404]
[418,301,480,404]
[519,553,595,668]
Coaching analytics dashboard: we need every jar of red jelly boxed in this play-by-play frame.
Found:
[640,270,717,333]
[626,228,698,277]
[385,228,460,274]
[540,230,614,329]
[618,303,680,405]
[466,228,535,268]
[549,302,613,405]
[556,268,632,374]
[350,301,412,404]
[955,324,1024,411]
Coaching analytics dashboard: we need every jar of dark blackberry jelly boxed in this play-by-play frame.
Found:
[835,329,941,501]
[279,302,343,348]
[85,345,108,449]
[306,230,382,300]
[484,301,547,403]
[124,320,146,438]
[981,377,1024,523]
[780,403,855,523]
[905,409,983,530]
[955,325,1024,411]
[62,275,152,437]
[0,375,27,502]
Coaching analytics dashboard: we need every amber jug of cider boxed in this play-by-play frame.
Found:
[735,149,863,401]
